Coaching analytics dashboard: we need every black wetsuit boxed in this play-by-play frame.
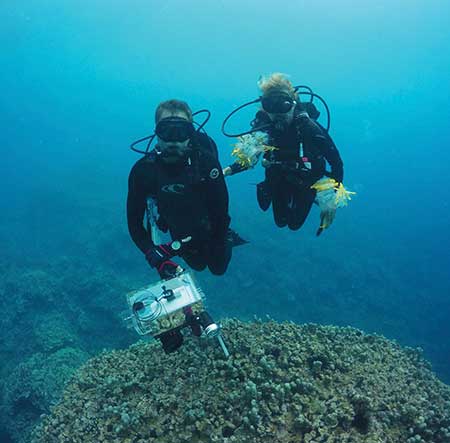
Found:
[127,133,231,275]
[229,106,343,230]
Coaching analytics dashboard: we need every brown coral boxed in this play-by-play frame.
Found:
[32,320,450,443]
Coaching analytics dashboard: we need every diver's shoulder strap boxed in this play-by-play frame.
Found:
[144,151,160,195]
[188,136,223,183]
[296,102,321,120]
[192,132,219,160]
[251,110,271,129]
[294,110,321,137]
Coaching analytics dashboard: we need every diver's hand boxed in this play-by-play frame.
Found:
[222,166,232,177]
[316,209,336,236]
[158,260,183,279]
[145,237,192,268]
[145,243,175,268]
[223,162,249,176]
[314,185,337,237]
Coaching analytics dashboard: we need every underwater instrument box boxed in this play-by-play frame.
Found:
[125,271,205,337]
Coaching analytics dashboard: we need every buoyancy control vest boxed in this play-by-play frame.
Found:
[151,141,219,244]
[254,105,329,186]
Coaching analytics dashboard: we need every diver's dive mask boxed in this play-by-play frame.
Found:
[130,109,211,155]
[221,84,330,138]
[155,117,195,143]
[261,93,295,114]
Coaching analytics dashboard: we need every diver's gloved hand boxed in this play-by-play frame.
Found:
[145,243,175,269]
[222,166,232,177]
[145,237,192,269]
[316,209,336,236]
[314,187,337,237]
[158,260,182,279]
[312,177,355,236]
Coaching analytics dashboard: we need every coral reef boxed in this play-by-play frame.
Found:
[0,259,137,443]
[33,320,450,443]
[33,313,80,352]
[2,191,449,443]
[1,347,90,443]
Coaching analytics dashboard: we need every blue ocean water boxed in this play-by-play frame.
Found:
[1,1,450,441]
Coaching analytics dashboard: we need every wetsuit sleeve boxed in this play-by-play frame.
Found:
[302,118,344,183]
[126,163,154,254]
[205,159,230,242]
[226,156,261,175]
[321,135,344,183]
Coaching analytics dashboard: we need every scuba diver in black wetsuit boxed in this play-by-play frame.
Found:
[127,99,233,352]
[222,73,344,235]
[127,99,232,280]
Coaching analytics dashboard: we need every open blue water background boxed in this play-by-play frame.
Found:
[1,1,449,441]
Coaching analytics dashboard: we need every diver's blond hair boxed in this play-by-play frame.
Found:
[258,73,297,99]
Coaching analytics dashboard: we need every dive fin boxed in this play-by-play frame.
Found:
[256,180,272,211]
[228,229,249,247]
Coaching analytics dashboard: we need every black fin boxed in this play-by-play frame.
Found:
[228,229,249,247]
[256,180,272,211]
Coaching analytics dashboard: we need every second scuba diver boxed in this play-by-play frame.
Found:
[222,73,345,236]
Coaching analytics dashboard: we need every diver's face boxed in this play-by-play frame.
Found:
[268,107,295,125]
[156,111,193,163]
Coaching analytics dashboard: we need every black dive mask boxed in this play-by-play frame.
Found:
[261,93,295,114]
[221,85,330,138]
[155,117,195,142]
